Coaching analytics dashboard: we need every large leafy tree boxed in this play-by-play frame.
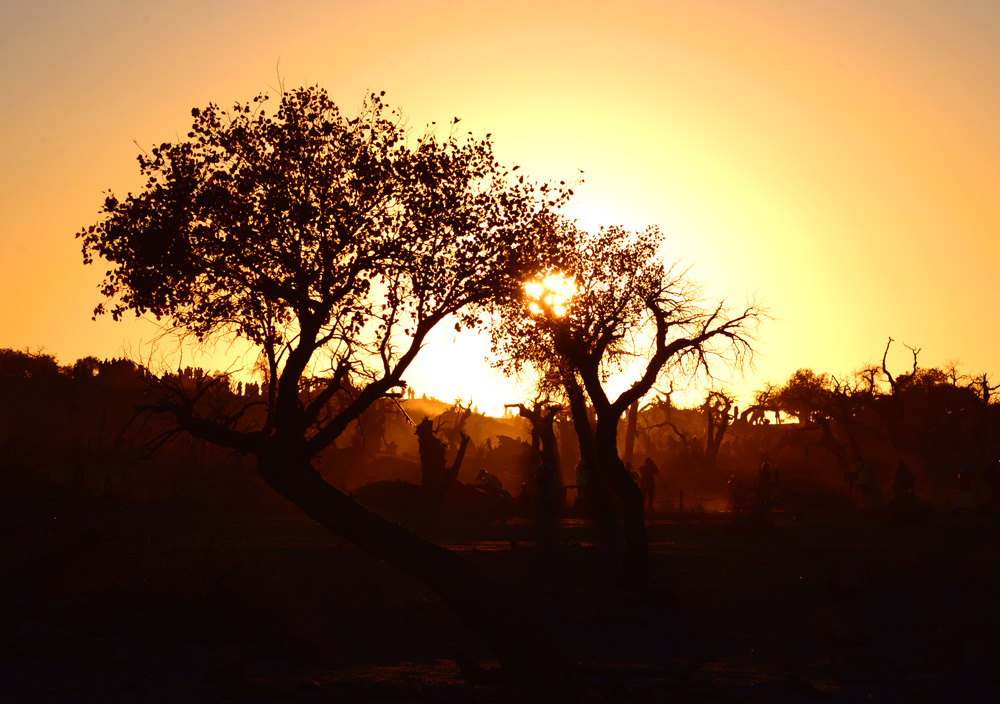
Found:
[79,86,578,702]
[493,221,761,593]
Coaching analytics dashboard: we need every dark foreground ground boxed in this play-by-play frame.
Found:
[2,482,1000,703]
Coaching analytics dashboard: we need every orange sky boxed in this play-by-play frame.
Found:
[2,0,999,414]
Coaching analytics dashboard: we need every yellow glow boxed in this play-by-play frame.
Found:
[524,273,576,318]
[5,1,1000,411]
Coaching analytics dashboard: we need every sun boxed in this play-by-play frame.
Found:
[525,272,576,318]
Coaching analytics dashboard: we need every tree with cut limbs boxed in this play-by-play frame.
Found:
[79,86,579,702]
[506,397,564,542]
[492,221,761,593]
[506,399,562,481]
[701,390,735,471]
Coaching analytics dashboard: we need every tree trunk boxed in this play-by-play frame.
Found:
[704,415,729,471]
[415,417,450,491]
[256,454,580,703]
[446,432,472,485]
[514,404,562,491]
[562,374,599,471]
[594,420,649,594]
[562,374,618,531]
[538,415,561,483]
[556,416,578,472]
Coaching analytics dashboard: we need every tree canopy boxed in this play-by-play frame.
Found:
[493,221,761,418]
[80,86,571,455]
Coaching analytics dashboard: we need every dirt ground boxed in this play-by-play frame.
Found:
[2,481,1000,703]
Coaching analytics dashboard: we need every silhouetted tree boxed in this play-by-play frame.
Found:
[636,389,675,455]
[414,416,470,492]
[506,399,562,476]
[492,221,761,593]
[506,398,564,540]
[78,86,578,702]
[740,383,778,425]
[701,390,735,470]
[71,355,101,380]
[770,368,864,469]
[772,369,833,423]
[0,348,61,378]
[968,372,999,449]
[438,399,475,454]
[878,336,921,396]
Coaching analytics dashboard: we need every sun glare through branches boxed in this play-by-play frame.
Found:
[525,273,576,318]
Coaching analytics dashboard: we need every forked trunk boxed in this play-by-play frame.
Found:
[256,454,580,703]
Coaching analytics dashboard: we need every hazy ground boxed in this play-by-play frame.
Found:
[2,479,999,703]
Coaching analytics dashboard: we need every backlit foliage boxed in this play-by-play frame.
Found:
[79,86,571,448]
[494,220,759,395]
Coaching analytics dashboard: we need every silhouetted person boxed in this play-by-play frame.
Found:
[954,463,975,510]
[638,456,659,511]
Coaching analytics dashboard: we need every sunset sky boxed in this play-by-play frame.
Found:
[2,0,999,414]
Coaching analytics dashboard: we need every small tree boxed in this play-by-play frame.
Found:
[79,86,578,702]
[770,368,865,470]
[506,398,562,478]
[492,221,761,593]
[701,390,735,470]
[506,397,564,542]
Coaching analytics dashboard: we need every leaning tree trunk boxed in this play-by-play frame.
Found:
[256,453,580,703]
[594,420,649,594]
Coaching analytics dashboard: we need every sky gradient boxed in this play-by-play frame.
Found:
[2,0,998,413]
